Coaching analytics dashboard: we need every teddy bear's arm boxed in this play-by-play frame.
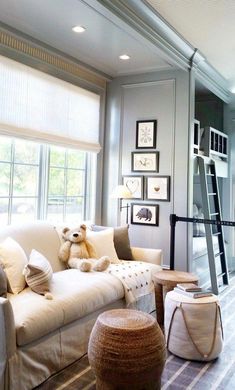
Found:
[58,241,72,262]
[85,240,98,259]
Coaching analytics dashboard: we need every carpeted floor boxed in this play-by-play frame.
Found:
[36,281,235,390]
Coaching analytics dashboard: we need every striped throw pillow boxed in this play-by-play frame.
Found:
[23,250,53,296]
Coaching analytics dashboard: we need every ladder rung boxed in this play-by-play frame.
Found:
[210,212,219,216]
[208,193,216,196]
[217,272,226,278]
[215,252,224,258]
[213,232,221,236]
[206,173,215,176]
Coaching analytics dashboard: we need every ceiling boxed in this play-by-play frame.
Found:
[147,0,235,92]
[0,0,233,95]
[0,0,172,78]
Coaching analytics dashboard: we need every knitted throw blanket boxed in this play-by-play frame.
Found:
[106,260,154,306]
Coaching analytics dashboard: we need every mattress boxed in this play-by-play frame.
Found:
[193,236,219,259]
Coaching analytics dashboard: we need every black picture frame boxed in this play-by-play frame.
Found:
[131,151,159,172]
[122,175,144,199]
[145,176,170,201]
[136,119,157,149]
[131,203,159,226]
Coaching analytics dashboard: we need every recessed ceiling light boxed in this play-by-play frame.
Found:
[72,26,86,33]
[119,54,130,60]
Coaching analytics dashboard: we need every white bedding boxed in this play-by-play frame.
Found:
[193,236,219,258]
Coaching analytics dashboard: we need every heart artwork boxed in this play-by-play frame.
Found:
[126,179,139,195]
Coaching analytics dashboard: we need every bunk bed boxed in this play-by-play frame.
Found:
[192,124,229,290]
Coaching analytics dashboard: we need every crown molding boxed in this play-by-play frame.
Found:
[92,0,231,102]
[0,22,111,92]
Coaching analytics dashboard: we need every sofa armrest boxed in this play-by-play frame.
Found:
[0,297,16,361]
[131,247,163,266]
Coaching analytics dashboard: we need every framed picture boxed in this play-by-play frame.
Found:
[145,176,170,201]
[136,120,157,149]
[131,151,159,172]
[123,175,143,199]
[131,203,159,226]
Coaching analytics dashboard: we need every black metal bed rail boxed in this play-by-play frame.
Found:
[169,214,235,270]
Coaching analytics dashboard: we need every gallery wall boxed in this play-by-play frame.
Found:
[103,69,191,270]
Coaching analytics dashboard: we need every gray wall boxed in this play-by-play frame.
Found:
[103,69,191,270]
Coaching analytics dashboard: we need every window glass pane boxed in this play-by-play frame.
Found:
[13,165,39,196]
[47,197,64,224]
[67,170,84,196]
[67,150,86,169]
[11,197,37,223]
[48,168,65,196]
[0,198,9,224]
[0,137,11,162]
[66,197,83,222]
[14,139,39,164]
[0,163,10,196]
[50,146,65,167]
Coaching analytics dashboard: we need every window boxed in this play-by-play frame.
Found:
[0,136,96,225]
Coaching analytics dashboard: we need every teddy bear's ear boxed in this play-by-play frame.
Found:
[80,224,87,231]
[62,227,70,234]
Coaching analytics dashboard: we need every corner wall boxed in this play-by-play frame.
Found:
[103,69,191,270]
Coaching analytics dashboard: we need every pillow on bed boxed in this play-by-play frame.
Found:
[193,206,206,237]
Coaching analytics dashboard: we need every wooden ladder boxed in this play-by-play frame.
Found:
[197,156,229,294]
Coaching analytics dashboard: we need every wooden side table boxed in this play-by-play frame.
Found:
[154,270,199,326]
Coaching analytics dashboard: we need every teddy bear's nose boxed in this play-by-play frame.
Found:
[73,233,78,238]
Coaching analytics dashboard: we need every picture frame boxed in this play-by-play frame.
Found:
[122,175,143,199]
[131,151,159,172]
[145,176,170,201]
[136,120,157,149]
[131,203,159,226]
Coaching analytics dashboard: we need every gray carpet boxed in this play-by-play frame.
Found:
[36,281,235,390]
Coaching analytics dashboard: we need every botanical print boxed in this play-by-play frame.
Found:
[136,120,157,149]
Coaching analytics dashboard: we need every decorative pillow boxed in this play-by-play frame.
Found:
[0,237,27,294]
[87,228,120,264]
[91,225,133,260]
[23,250,53,297]
[0,264,7,298]
[113,226,133,260]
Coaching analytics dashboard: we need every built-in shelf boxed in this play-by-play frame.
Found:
[200,126,228,161]
[193,119,200,155]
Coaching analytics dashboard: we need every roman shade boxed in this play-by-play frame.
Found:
[0,55,101,152]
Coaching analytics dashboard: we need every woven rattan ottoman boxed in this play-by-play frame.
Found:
[165,291,223,361]
[88,309,166,390]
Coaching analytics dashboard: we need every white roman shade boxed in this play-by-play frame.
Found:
[0,55,101,152]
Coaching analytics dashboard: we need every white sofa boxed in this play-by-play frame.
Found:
[0,222,162,390]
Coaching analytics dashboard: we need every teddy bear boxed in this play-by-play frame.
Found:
[58,224,110,272]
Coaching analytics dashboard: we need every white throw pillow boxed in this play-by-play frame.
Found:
[0,237,27,294]
[23,250,53,296]
[87,228,120,264]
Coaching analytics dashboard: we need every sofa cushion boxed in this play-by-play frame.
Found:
[0,237,27,294]
[9,269,124,346]
[87,229,120,264]
[23,250,53,296]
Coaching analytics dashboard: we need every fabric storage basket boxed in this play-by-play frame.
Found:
[165,291,223,361]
